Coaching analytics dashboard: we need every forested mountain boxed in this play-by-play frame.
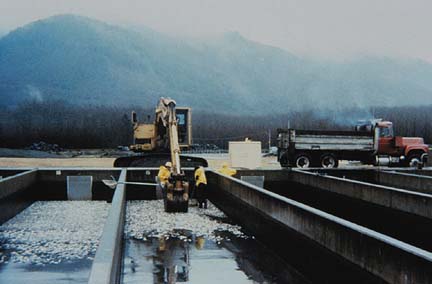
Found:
[1,14,431,114]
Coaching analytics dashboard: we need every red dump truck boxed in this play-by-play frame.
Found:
[277,120,429,168]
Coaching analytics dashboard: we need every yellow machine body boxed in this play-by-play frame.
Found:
[130,107,192,152]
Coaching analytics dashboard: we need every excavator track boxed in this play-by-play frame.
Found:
[114,153,208,168]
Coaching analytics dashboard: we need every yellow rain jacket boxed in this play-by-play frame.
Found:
[218,163,237,176]
[158,166,171,183]
[194,167,207,186]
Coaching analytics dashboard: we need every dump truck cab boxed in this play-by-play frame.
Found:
[376,121,397,155]
[374,120,429,166]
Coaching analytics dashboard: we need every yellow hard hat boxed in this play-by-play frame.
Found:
[165,162,172,168]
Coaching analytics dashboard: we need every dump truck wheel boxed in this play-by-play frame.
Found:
[320,154,339,168]
[294,153,311,168]
[407,153,422,167]
[279,153,290,167]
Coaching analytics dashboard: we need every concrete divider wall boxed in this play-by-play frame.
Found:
[291,170,432,220]
[377,171,432,195]
[0,169,38,224]
[394,169,432,177]
[208,170,432,284]
[37,168,122,183]
[0,169,37,199]
[314,168,377,183]
[235,169,292,182]
[88,169,127,284]
[0,169,30,178]
[35,169,122,201]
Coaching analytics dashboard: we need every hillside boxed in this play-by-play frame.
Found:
[1,14,432,113]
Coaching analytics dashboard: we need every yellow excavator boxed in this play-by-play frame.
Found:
[114,97,207,212]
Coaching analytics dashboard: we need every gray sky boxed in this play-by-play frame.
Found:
[1,0,431,62]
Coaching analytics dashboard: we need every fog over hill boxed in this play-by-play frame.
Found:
[1,14,431,114]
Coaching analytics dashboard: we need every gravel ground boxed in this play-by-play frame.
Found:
[0,201,110,265]
[126,200,246,243]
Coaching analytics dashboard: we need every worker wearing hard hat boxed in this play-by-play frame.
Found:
[218,163,237,176]
[158,162,172,186]
[194,166,208,209]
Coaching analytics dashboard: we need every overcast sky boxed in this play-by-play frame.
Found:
[1,0,431,62]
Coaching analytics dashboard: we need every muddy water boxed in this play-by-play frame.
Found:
[121,231,309,284]
[123,200,309,283]
[0,259,92,284]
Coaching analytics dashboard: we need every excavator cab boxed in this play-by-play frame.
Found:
[131,108,192,152]
[175,108,192,148]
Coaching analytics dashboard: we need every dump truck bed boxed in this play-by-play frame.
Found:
[278,129,375,151]
[277,128,378,167]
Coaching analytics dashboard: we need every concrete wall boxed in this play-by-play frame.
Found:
[235,169,292,182]
[88,169,127,284]
[394,169,432,177]
[208,170,432,284]
[37,168,122,183]
[0,169,29,178]
[291,170,432,220]
[36,169,122,201]
[0,169,37,224]
[377,171,432,195]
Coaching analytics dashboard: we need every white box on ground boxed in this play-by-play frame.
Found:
[229,141,261,169]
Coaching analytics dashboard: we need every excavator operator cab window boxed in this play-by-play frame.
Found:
[177,113,186,126]
[176,111,189,144]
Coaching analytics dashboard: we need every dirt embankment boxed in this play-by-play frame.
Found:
[0,148,121,168]
[0,157,116,168]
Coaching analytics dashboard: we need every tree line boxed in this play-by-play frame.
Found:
[0,100,431,149]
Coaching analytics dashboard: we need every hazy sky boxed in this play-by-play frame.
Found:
[1,0,431,62]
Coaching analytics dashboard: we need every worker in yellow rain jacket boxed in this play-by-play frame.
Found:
[218,163,237,176]
[158,162,172,187]
[194,166,208,209]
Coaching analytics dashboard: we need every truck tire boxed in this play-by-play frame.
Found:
[279,153,290,167]
[294,153,311,168]
[406,153,423,167]
[320,154,339,168]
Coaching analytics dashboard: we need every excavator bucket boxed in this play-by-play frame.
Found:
[164,190,189,213]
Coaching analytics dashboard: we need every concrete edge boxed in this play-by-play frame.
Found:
[88,168,127,284]
[292,169,432,219]
[0,169,39,224]
[294,169,432,198]
[383,170,432,180]
[209,170,432,283]
[0,168,37,180]
[0,169,38,199]
[208,169,432,261]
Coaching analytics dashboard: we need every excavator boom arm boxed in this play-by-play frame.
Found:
[156,98,182,174]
